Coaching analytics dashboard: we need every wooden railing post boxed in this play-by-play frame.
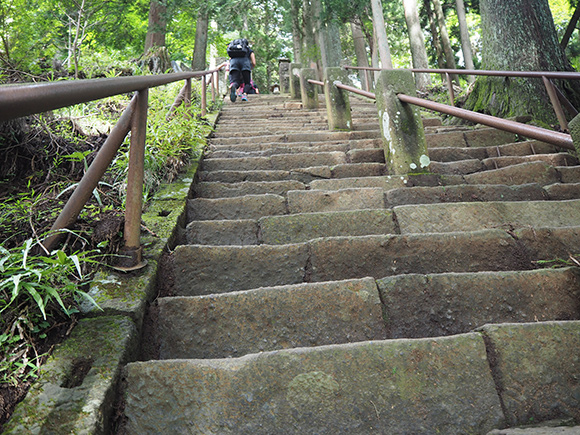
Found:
[119,88,148,270]
[201,75,207,117]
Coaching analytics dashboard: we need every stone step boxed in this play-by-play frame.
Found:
[208,130,382,146]
[286,187,386,213]
[394,199,580,234]
[205,145,385,163]
[208,138,383,153]
[156,277,387,359]
[428,140,558,162]
[427,127,518,148]
[378,267,580,339]
[462,161,561,186]
[193,180,307,198]
[197,162,386,183]
[187,194,287,221]
[172,229,551,296]
[157,267,579,360]
[124,320,580,433]
[200,151,348,172]
[185,209,396,245]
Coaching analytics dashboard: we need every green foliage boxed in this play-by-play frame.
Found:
[112,81,210,200]
[0,237,100,386]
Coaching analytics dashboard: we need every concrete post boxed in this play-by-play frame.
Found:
[289,63,302,100]
[569,113,580,157]
[278,58,290,93]
[299,68,319,109]
[323,67,351,131]
[375,69,429,175]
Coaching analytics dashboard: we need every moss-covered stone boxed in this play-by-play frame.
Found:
[375,70,429,175]
[299,68,319,110]
[323,67,351,131]
[3,316,138,435]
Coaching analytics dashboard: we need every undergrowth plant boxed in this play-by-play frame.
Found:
[0,236,101,386]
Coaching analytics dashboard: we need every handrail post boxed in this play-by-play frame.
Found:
[375,70,428,175]
[299,68,319,109]
[185,78,192,108]
[201,74,207,117]
[542,76,569,132]
[118,88,148,271]
[214,70,219,99]
[446,72,455,105]
[290,63,302,100]
[323,67,352,131]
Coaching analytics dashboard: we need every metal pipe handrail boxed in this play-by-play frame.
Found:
[345,66,580,81]
[398,93,574,151]
[3,64,226,268]
[0,67,223,122]
[328,77,574,151]
[345,65,579,133]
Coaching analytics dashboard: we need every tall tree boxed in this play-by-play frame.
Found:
[432,0,458,84]
[142,0,170,73]
[350,19,371,90]
[561,1,580,49]
[370,0,393,68]
[402,0,431,89]
[191,4,209,71]
[290,0,303,63]
[464,0,580,123]
[455,0,475,82]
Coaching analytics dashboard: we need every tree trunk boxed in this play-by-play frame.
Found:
[302,0,319,73]
[350,20,371,91]
[371,26,380,82]
[402,0,431,90]
[144,0,167,52]
[424,0,446,77]
[191,6,209,71]
[326,14,343,68]
[561,2,580,50]
[291,0,303,63]
[370,0,393,69]
[464,0,580,124]
[455,0,475,82]
[432,0,459,84]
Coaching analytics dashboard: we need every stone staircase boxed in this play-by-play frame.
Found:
[122,94,580,433]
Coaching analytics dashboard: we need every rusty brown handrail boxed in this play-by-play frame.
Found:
[345,66,580,132]
[2,64,225,269]
[398,93,574,150]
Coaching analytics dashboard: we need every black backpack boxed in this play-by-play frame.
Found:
[227,39,249,58]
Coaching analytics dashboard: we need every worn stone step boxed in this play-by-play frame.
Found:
[482,153,578,170]
[557,165,580,183]
[309,175,407,191]
[427,127,518,148]
[197,162,386,184]
[173,229,540,296]
[463,161,561,186]
[544,182,580,200]
[201,151,348,172]
[287,187,386,214]
[378,267,580,339]
[156,277,386,359]
[395,199,580,234]
[193,180,306,198]
[386,183,548,207]
[428,140,559,162]
[186,209,395,245]
[124,320,580,433]
[208,138,383,153]
[209,130,381,146]
[480,321,580,427]
[124,332,504,434]
[187,194,287,221]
